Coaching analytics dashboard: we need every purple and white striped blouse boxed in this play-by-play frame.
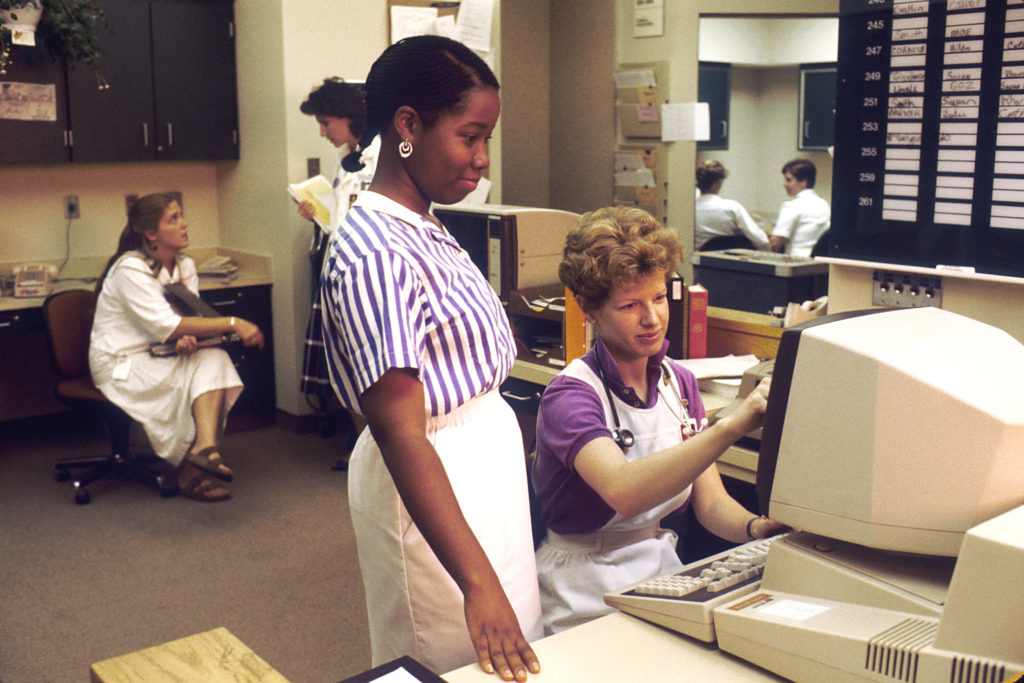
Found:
[321,191,516,417]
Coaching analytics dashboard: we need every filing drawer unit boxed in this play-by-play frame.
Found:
[200,285,275,415]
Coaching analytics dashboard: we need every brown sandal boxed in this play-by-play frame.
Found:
[180,477,231,502]
[183,446,234,482]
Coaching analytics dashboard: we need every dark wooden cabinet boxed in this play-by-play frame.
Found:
[200,285,275,415]
[1,0,238,164]
[698,62,730,151]
[66,0,238,162]
[799,64,837,151]
[0,46,70,163]
[149,0,238,160]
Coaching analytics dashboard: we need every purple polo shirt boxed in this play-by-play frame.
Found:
[532,338,706,534]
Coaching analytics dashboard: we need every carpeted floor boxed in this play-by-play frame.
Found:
[0,412,371,683]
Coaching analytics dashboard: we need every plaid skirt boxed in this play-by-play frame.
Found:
[300,229,331,397]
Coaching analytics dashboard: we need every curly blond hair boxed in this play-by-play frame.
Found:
[558,206,684,309]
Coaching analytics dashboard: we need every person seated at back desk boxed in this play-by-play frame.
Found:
[531,206,787,635]
[694,160,769,251]
[770,158,830,257]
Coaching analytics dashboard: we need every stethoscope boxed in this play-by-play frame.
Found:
[594,353,705,451]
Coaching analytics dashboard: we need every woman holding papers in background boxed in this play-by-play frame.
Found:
[296,78,380,466]
[296,77,380,232]
[320,36,542,679]
[531,206,786,634]
[90,193,264,502]
[694,160,770,251]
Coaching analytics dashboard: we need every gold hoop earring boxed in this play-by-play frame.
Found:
[398,139,413,158]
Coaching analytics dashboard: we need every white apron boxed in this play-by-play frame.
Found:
[347,390,543,673]
[536,359,693,635]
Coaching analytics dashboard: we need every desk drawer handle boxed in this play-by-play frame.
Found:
[209,299,237,307]
[501,390,540,402]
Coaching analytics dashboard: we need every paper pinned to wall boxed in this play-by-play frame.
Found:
[455,0,494,52]
[614,152,647,171]
[390,5,439,43]
[614,168,656,187]
[614,69,657,89]
[633,0,664,38]
[660,102,710,142]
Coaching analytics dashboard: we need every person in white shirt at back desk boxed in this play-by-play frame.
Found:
[770,158,830,257]
[694,160,770,251]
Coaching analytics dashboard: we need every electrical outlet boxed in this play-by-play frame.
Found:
[64,195,80,220]
[872,270,943,308]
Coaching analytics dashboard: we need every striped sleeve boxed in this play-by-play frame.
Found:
[322,248,424,414]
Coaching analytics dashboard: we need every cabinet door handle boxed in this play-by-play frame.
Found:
[167,123,174,148]
[721,120,727,138]
[501,390,541,402]
[804,121,811,140]
[142,122,149,147]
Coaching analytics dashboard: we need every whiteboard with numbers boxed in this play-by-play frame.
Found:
[829,0,1024,279]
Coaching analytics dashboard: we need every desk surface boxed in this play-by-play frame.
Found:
[443,612,783,682]
[0,247,272,313]
[90,627,288,683]
[691,250,828,277]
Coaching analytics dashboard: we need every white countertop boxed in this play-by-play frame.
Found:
[0,248,272,313]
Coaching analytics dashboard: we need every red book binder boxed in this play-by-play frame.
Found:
[687,283,708,359]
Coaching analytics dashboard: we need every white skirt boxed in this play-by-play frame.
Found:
[90,347,242,466]
[348,390,543,673]
[536,527,682,635]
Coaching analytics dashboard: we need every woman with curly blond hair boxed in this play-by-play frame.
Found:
[532,206,786,634]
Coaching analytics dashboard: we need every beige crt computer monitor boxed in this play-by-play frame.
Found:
[432,203,580,303]
[756,306,1024,558]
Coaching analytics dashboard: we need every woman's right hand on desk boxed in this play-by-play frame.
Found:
[231,318,265,350]
[464,582,541,682]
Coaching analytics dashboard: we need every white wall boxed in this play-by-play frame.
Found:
[0,163,221,263]
[698,17,837,66]
[217,0,390,416]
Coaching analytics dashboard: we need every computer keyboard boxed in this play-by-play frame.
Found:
[603,535,782,643]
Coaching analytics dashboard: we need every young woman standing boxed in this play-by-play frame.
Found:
[320,37,541,679]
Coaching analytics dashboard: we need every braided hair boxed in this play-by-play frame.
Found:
[341,35,499,172]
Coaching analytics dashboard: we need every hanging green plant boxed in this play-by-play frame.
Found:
[1,0,107,88]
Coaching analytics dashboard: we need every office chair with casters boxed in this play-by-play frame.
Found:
[698,235,755,252]
[43,289,178,504]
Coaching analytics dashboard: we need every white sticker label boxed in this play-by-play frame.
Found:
[757,598,831,622]
[113,356,131,381]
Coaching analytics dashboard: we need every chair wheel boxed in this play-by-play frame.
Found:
[54,469,70,482]
[75,488,91,505]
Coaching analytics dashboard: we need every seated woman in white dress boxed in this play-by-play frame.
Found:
[89,193,264,502]
[694,160,769,251]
